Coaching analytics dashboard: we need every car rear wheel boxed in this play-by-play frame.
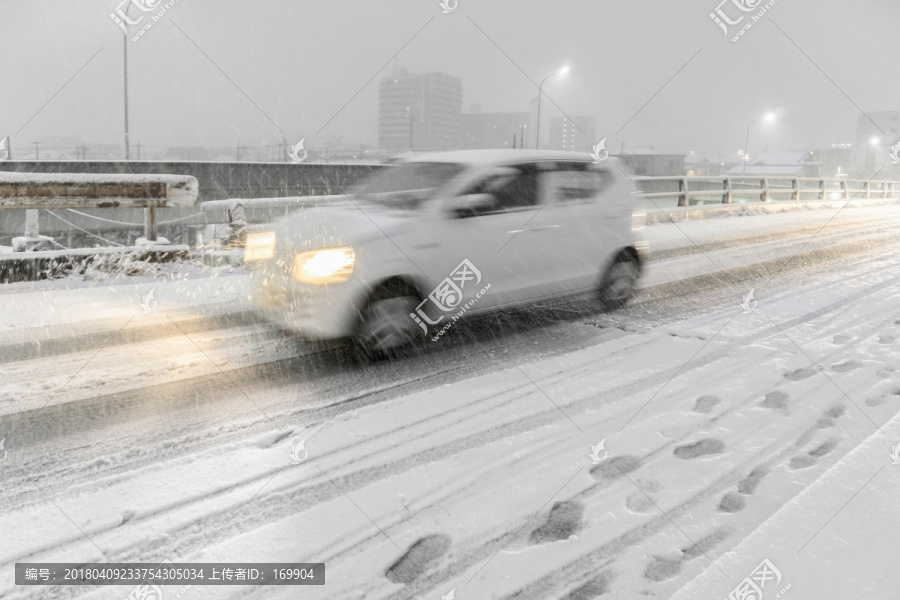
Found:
[598,251,641,311]
[354,283,424,361]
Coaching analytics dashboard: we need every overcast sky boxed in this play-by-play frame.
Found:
[2,0,898,158]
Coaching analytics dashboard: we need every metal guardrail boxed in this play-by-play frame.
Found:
[632,176,900,207]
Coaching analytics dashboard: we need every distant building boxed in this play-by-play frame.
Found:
[548,116,596,152]
[460,111,533,149]
[685,154,732,177]
[725,152,820,177]
[378,66,462,153]
[618,151,686,176]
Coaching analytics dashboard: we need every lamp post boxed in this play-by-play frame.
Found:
[406,106,414,151]
[123,3,134,160]
[742,112,776,174]
[535,66,568,150]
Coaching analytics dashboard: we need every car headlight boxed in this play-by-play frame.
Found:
[292,247,355,284]
[244,231,276,262]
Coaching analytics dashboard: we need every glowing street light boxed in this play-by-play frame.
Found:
[743,112,777,174]
[535,65,569,149]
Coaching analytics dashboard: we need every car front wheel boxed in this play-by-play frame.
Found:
[354,283,424,360]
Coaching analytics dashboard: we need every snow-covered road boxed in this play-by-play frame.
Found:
[2,203,900,599]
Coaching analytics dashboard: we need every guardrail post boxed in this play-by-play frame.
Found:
[864,180,870,199]
[761,178,769,202]
[144,206,157,242]
[24,209,40,238]
[678,178,688,207]
[841,180,848,200]
[723,178,732,204]
[792,178,799,201]
[819,179,826,200]
[891,182,896,198]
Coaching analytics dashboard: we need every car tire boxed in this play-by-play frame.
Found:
[597,251,641,311]
[354,282,424,361]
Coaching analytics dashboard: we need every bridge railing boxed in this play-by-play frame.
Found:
[0,173,198,250]
[632,176,900,208]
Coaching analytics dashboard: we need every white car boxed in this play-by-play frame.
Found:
[248,150,648,358]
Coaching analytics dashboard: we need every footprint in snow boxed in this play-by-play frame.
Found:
[760,391,789,410]
[737,466,770,495]
[644,528,732,582]
[561,573,612,600]
[589,455,642,481]
[832,334,853,345]
[384,534,452,585]
[809,438,839,458]
[876,366,897,378]
[789,455,817,470]
[644,556,682,582]
[693,395,721,413]
[784,367,818,381]
[878,335,896,345]
[718,492,746,513]
[626,493,656,514]
[673,438,725,459]
[529,501,584,544]
[866,387,900,407]
[815,405,847,429]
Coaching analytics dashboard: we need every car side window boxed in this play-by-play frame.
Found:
[541,165,608,205]
[463,165,540,215]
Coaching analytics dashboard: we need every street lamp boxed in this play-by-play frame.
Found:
[743,112,776,174]
[535,66,569,149]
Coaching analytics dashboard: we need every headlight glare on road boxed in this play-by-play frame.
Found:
[244,231,276,262]
[293,247,355,284]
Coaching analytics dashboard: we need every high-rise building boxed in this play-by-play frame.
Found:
[548,115,597,152]
[378,66,462,153]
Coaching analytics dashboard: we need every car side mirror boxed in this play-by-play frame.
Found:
[449,193,495,218]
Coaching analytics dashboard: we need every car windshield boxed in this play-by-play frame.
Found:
[354,162,465,209]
